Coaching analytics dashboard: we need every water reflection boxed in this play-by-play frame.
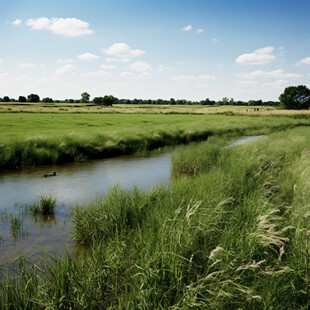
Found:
[0,151,173,264]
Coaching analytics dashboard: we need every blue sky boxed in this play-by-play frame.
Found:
[0,0,309,101]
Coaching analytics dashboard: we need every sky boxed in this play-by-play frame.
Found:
[0,0,310,101]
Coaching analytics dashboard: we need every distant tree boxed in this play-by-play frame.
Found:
[18,96,27,102]
[80,92,90,103]
[93,97,105,105]
[93,95,117,106]
[3,96,10,102]
[42,97,54,103]
[169,98,176,105]
[279,85,310,110]
[28,94,40,102]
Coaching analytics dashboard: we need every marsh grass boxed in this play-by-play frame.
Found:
[29,195,57,216]
[1,127,310,309]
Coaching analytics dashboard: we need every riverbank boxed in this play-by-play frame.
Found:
[1,126,310,309]
[1,112,309,170]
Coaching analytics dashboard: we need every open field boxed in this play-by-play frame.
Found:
[0,111,309,169]
[1,127,310,309]
[0,102,310,116]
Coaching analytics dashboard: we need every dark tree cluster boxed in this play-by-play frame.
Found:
[279,85,310,110]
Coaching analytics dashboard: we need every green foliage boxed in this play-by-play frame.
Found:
[0,113,309,169]
[42,97,53,103]
[80,92,90,103]
[29,195,57,216]
[18,96,27,102]
[93,95,117,106]
[1,127,310,308]
[3,96,10,102]
[279,85,310,110]
[27,93,40,102]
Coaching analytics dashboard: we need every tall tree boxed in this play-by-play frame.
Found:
[27,94,40,102]
[80,92,90,103]
[279,85,310,110]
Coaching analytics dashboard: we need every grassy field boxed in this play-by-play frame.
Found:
[1,126,309,309]
[0,111,309,169]
[1,102,310,115]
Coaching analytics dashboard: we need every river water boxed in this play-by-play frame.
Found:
[0,151,172,264]
[0,135,267,265]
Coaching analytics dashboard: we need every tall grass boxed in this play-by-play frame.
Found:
[1,127,310,308]
[29,195,57,216]
[0,112,309,169]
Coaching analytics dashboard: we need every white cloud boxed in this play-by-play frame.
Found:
[211,38,218,43]
[183,25,193,32]
[196,29,204,34]
[77,52,99,60]
[26,17,93,37]
[56,59,74,63]
[236,69,303,79]
[0,72,9,79]
[235,46,276,65]
[136,72,152,79]
[120,71,135,78]
[157,64,174,72]
[197,74,216,80]
[129,61,152,72]
[171,74,215,82]
[264,79,288,87]
[82,70,108,77]
[102,43,145,58]
[100,64,116,69]
[171,75,196,82]
[55,64,76,75]
[0,59,3,64]
[106,57,131,63]
[297,57,310,65]
[18,62,35,68]
[12,19,22,25]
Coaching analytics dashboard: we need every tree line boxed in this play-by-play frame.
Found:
[1,85,309,109]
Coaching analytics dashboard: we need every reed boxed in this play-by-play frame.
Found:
[1,127,310,309]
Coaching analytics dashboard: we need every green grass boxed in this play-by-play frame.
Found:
[1,126,310,309]
[0,112,309,169]
[29,195,57,216]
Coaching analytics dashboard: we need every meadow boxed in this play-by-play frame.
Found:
[1,126,310,309]
[0,108,309,169]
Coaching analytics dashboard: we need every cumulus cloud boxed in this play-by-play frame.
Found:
[297,57,310,65]
[183,25,193,32]
[106,57,131,63]
[196,28,204,34]
[235,46,276,65]
[129,61,152,72]
[120,71,135,78]
[82,70,108,77]
[55,64,76,75]
[235,69,303,79]
[211,38,218,43]
[18,62,35,68]
[171,74,215,82]
[100,64,116,69]
[12,19,22,25]
[263,79,288,87]
[77,52,99,60]
[26,17,93,37]
[102,43,145,58]
[56,59,74,63]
